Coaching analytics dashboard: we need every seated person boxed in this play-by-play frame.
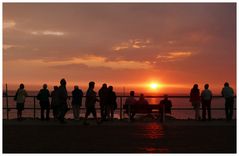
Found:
[124,91,137,119]
[137,94,149,105]
[159,94,172,114]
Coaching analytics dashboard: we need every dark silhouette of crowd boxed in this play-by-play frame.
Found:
[13,79,235,123]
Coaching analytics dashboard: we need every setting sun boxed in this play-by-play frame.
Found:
[150,83,159,90]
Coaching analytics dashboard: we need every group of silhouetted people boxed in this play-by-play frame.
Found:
[124,91,172,121]
[13,79,235,122]
[190,82,234,121]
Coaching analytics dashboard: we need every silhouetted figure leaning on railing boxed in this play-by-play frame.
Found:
[221,82,234,121]
[98,83,108,121]
[71,85,83,120]
[201,84,213,121]
[14,83,28,121]
[37,84,50,121]
[51,86,59,120]
[190,84,201,120]
[107,86,117,120]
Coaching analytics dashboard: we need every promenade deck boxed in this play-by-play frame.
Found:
[3,118,236,153]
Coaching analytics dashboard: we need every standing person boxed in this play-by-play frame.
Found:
[14,83,28,121]
[98,83,108,121]
[71,85,83,120]
[107,86,117,120]
[57,78,68,123]
[51,86,59,120]
[201,84,213,121]
[37,84,50,120]
[84,81,99,125]
[124,91,137,120]
[221,82,234,120]
[190,84,201,120]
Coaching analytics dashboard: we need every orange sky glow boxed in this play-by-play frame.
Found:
[3,3,236,95]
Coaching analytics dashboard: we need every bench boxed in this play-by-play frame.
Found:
[123,104,171,121]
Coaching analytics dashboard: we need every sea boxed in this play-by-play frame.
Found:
[2,91,237,120]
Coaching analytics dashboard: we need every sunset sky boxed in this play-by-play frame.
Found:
[3,3,236,94]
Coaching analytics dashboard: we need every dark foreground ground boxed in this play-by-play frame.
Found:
[3,118,236,153]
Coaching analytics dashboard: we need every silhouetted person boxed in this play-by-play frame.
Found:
[57,78,68,123]
[159,94,172,114]
[190,84,201,120]
[51,86,59,120]
[201,84,212,121]
[107,86,117,120]
[84,81,99,125]
[71,85,83,120]
[124,91,137,120]
[37,84,50,120]
[221,82,234,120]
[137,94,149,105]
[98,83,108,121]
[14,83,28,121]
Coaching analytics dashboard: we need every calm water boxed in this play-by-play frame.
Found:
[2,91,236,119]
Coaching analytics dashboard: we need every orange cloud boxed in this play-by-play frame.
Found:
[157,51,192,62]
[31,30,65,36]
[113,39,151,51]
[3,20,16,29]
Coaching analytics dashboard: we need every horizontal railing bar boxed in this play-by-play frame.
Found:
[2,95,237,98]
[2,107,236,110]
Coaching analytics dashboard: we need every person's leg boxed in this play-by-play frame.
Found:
[110,106,114,120]
[196,102,200,120]
[76,105,80,120]
[207,101,211,120]
[229,99,234,120]
[225,99,229,120]
[202,101,206,120]
[41,106,45,120]
[46,106,50,120]
[72,105,76,119]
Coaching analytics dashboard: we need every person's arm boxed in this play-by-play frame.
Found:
[221,88,224,97]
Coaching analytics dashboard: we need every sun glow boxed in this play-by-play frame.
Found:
[149,83,160,90]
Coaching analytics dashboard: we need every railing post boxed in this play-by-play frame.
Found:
[128,103,131,122]
[6,84,9,120]
[162,103,165,122]
[33,96,36,120]
[120,96,123,120]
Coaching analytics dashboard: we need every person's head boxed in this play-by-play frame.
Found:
[53,86,58,91]
[102,83,107,88]
[74,85,79,90]
[164,94,168,100]
[204,84,209,89]
[130,91,135,97]
[224,82,229,87]
[89,81,95,89]
[193,84,198,89]
[108,86,113,91]
[139,94,144,100]
[19,83,24,89]
[60,78,66,86]
[43,84,47,89]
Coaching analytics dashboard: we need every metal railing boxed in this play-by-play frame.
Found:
[3,95,236,120]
